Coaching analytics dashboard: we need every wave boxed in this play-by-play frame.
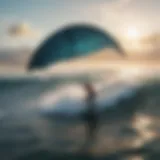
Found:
[38,79,140,115]
[0,67,159,116]
[0,68,160,159]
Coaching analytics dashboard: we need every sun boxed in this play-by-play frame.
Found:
[121,26,144,51]
[126,27,141,40]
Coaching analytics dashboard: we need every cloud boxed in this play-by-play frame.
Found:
[90,0,134,19]
[117,0,132,6]
[142,34,160,43]
[8,22,40,38]
[140,33,160,50]
[110,0,133,11]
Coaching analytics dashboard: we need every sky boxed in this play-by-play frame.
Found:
[0,0,160,51]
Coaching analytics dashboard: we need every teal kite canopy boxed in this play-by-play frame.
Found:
[28,24,124,70]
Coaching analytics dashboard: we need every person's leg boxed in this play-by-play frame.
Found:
[84,116,97,151]
[88,117,97,142]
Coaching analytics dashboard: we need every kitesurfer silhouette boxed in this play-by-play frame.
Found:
[82,82,98,152]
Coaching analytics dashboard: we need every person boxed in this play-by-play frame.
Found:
[82,82,98,152]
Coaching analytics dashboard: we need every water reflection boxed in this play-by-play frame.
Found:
[1,105,160,160]
[0,77,160,160]
[132,113,159,148]
[33,110,160,157]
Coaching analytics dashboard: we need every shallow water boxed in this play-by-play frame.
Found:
[0,69,160,160]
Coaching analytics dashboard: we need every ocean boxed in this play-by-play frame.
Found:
[0,67,160,160]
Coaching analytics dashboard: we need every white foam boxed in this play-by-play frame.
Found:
[32,65,160,115]
[38,77,140,115]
